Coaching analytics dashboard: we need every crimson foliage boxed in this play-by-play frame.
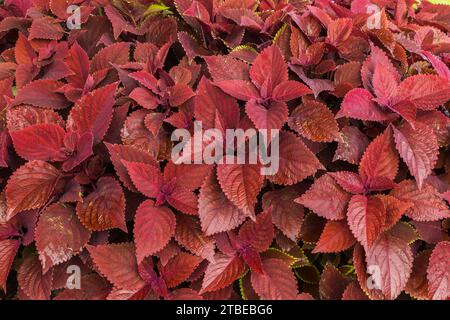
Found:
[0,0,450,300]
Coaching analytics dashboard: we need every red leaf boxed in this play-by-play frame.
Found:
[175,215,215,262]
[347,195,386,248]
[393,122,438,189]
[251,258,299,300]
[90,43,131,74]
[250,45,288,94]
[390,180,450,221]
[134,200,176,263]
[217,162,264,219]
[164,161,212,191]
[239,210,274,253]
[6,106,64,132]
[161,252,202,288]
[319,264,348,300]
[11,124,66,162]
[329,171,365,194]
[245,100,289,130]
[129,88,159,110]
[289,100,340,142]
[268,131,323,185]
[169,84,195,106]
[396,75,450,110]
[12,80,69,109]
[405,250,431,300]
[29,17,64,40]
[76,177,126,232]
[195,77,240,131]
[342,282,369,300]
[121,160,163,198]
[18,253,52,300]
[359,127,398,182]
[66,42,90,89]
[296,174,350,220]
[201,253,245,293]
[427,241,450,300]
[327,18,353,46]
[313,221,356,253]
[88,243,145,290]
[198,172,247,236]
[337,88,393,121]
[6,161,60,219]
[366,233,413,300]
[333,125,369,165]
[372,60,399,104]
[376,195,412,230]
[0,239,20,291]
[215,80,259,101]
[262,187,304,241]
[105,143,157,192]
[35,203,91,273]
[272,80,312,101]
[67,83,117,144]
[204,55,250,82]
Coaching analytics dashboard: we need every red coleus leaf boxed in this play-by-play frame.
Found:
[396,75,450,110]
[405,250,432,300]
[160,252,202,288]
[76,177,126,232]
[195,77,240,131]
[36,203,91,273]
[12,80,70,109]
[134,200,176,264]
[249,45,288,94]
[347,195,386,248]
[336,88,394,121]
[268,131,323,186]
[238,209,274,253]
[392,122,439,190]
[251,258,299,300]
[262,187,304,241]
[6,106,64,132]
[88,243,145,291]
[359,127,398,182]
[105,143,157,192]
[333,125,369,165]
[29,16,64,40]
[200,253,246,293]
[6,161,60,220]
[313,221,356,253]
[18,252,53,300]
[288,100,340,142]
[327,18,353,47]
[296,174,350,221]
[366,233,413,300]
[175,215,215,262]
[11,123,66,162]
[217,162,264,220]
[319,264,349,300]
[198,172,247,236]
[90,43,131,74]
[342,282,369,300]
[390,180,450,222]
[245,100,289,130]
[427,241,450,300]
[0,239,20,291]
[67,83,117,144]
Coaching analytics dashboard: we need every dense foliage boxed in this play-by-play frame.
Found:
[0,0,449,300]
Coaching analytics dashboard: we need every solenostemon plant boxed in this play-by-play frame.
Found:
[0,0,449,301]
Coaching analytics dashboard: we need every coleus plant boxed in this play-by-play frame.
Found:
[0,0,450,301]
